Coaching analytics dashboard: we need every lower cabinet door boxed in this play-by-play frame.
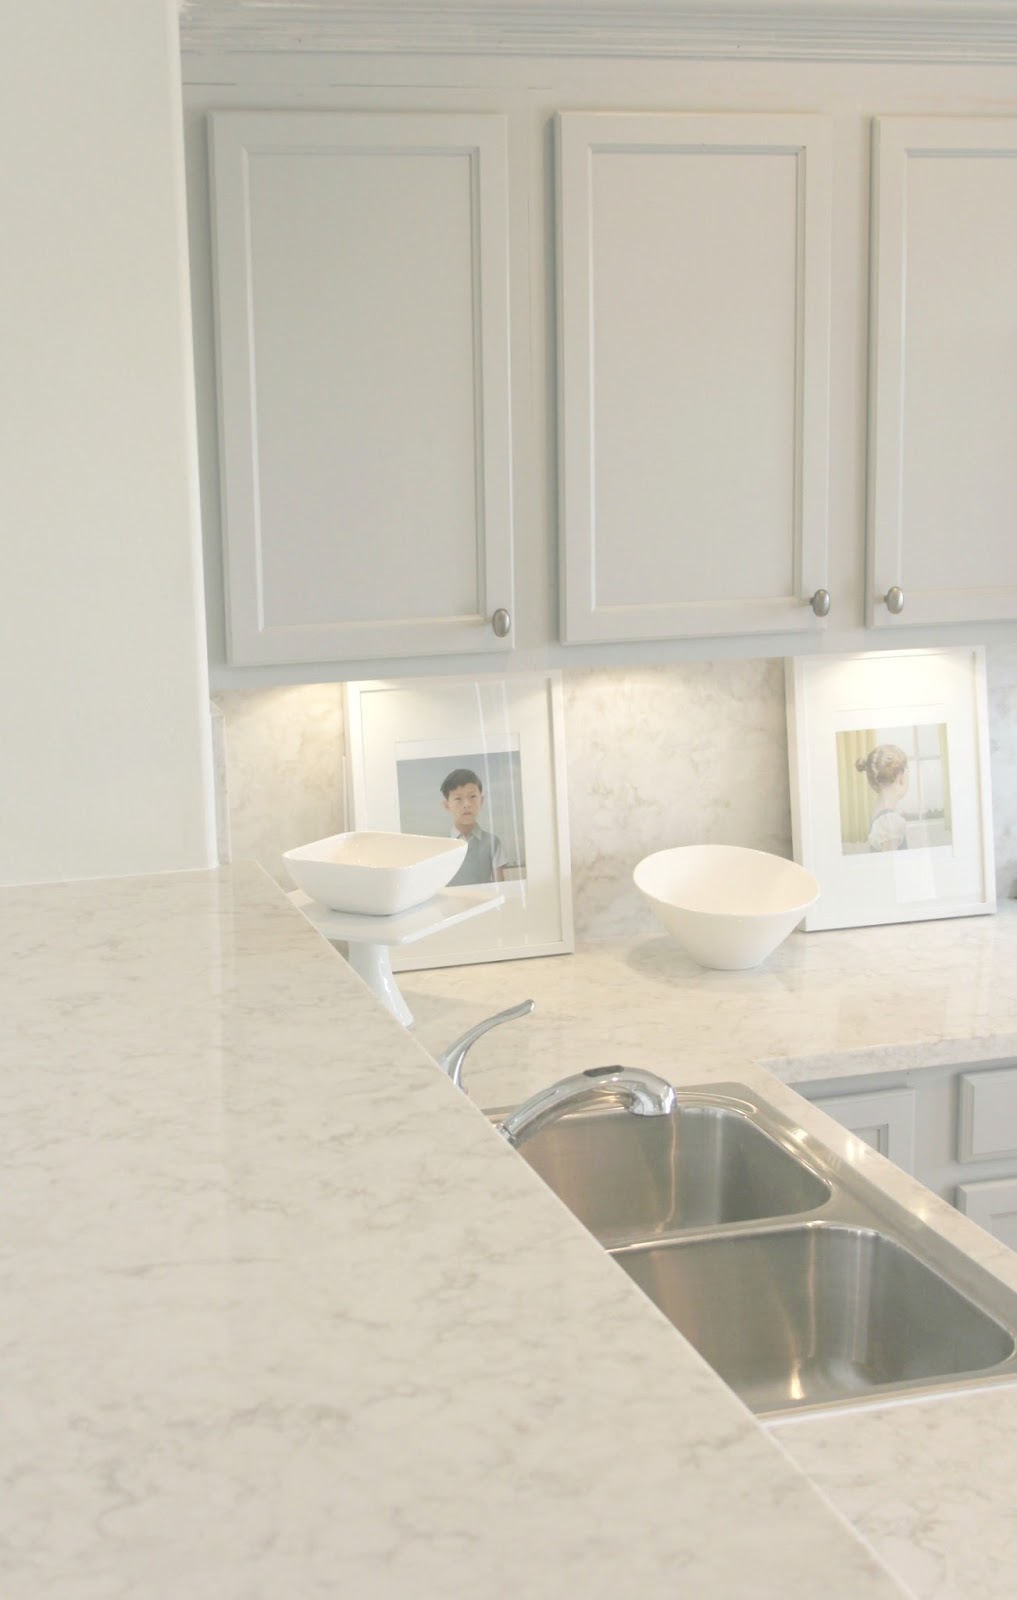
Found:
[956,1178,1017,1251]
[808,1086,917,1173]
[957,1067,1017,1163]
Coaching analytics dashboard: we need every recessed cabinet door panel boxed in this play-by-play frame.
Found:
[808,1087,917,1174]
[957,1067,1017,1163]
[956,1178,1017,1250]
[869,116,1017,628]
[209,111,514,665]
[556,112,832,644]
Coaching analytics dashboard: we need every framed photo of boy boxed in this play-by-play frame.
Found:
[786,647,995,931]
[343,673,574,969]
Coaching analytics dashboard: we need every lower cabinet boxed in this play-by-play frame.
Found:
[956,1179,1017,1253]
[800,1062,1017,1247]
[806,1085,917,1173]
[957,1067,1017,1163]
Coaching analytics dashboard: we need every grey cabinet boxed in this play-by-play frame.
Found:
[802,1062,1017,1247]
[556,110,833,646]
[957,1067,1017,1163]
[806,1085,917,1173]
[868,116,1017,629]
[954,1068,1017,1248]
[208,110,516,666]
[186,55,1017,685]
[956,1179,1017,1252]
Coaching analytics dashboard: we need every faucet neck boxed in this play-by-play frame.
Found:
[436,999,535,1091]
[497,1067,676,1149]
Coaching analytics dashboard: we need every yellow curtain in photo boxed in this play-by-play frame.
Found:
[838,728,877,845]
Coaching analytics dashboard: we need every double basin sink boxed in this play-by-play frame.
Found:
[500,1084,1017,1417]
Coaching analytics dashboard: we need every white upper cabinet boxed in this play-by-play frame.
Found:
[208,110,515,665]
[868,116,1017,629]
[556,112,833,645]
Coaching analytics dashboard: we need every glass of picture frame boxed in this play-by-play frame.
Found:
[344,672,574,970]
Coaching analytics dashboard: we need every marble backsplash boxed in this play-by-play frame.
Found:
[213,645,1017,941]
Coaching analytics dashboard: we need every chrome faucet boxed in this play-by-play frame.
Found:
[495,1066,677,1149]
[435,999,536,1091]
[436,1006,676,1151]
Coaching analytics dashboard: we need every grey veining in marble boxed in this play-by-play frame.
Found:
[1,865,911,1600]
[561,659,793,938]
[402,904,1017,1113]
[209,698,231,867]
[772,1387,1017,1600]
[987,641,1017,902]
[396,901,1017,1600]
[213,684,344,888]
[212,643,1017,938]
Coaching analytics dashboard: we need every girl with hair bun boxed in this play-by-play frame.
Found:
[855,743,910,851]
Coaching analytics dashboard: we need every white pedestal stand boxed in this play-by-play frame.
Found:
[288,888,504,1027]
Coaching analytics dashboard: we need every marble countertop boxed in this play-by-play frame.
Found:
[4,866,1017,1600]
[398,901,1017,1110]
[400,900,1017,1600]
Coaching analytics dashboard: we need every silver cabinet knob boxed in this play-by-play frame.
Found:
[491,608,511,638]
[810,589,831,618]
[883,585,905,615]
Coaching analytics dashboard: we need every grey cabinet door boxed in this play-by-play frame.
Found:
[209,110,515,665]
[957,1179,1017,1251]
[556,111,833,645]
[809,1086,917,1173]
[868,115,1017,628]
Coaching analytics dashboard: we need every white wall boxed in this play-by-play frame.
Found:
[0,0,216,884]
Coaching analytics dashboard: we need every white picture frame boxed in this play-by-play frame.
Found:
[786,647,995,931]
[344,673,574,970]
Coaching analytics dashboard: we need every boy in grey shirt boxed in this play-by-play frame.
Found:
[440,768,506,885]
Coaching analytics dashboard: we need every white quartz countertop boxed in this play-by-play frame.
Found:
[398,901,1017,1111]
[5,865,1017,1600]
[400,897,1017,1600]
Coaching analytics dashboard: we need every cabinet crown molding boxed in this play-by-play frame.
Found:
[178,0,1017,63]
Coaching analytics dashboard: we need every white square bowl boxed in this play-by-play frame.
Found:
[283,831,468,916]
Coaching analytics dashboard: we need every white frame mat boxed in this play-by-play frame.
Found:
[786,648,995,931]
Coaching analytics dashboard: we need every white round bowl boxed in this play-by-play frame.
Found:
[633,845,820,971]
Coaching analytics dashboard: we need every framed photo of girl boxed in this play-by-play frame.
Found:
[786,647,995,931]
[343,672,574,970]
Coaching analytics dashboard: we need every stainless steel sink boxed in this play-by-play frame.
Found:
[515,1097,830,1245]
[614,1223,1016,1416]
[496,1081,1017,1416]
